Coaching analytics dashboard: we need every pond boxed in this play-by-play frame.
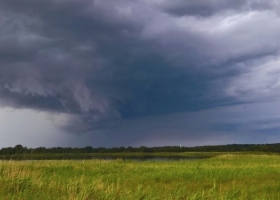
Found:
[89,156,208,161]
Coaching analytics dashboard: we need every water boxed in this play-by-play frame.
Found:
[89,156,207,161]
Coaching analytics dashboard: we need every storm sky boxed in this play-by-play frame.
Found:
[1,0,280,148]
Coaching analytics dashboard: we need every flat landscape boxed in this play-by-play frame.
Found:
[1,153,280,199]
[1,1,280,200]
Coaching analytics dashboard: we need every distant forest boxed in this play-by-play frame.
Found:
[1,143,280,154]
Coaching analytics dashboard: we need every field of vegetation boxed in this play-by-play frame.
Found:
[1,153,280,199]
[0,151,220,160]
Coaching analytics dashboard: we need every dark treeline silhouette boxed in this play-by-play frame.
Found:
[1,143,280,155]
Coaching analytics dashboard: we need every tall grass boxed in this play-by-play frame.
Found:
[1,154,280,199]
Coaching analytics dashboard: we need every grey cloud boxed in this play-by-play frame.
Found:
[225,56,280,102]
[213,117,280,135]
[141,9,280,70]
[0,0,151,132]
[0,0,280,138]
[152,0,274,17]
[210,102,280,136]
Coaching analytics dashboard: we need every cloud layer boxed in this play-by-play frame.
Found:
[0,0,280,145]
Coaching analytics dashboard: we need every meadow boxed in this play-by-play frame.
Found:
[1,153,280,199]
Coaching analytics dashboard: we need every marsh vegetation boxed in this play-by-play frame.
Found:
[1,154,280,199]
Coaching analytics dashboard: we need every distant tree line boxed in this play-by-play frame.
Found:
[1,143,280,154]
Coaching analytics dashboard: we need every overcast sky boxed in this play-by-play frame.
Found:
[1,0,280,148]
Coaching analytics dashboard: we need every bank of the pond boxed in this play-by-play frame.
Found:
[0,151,277,160]
[0,152,218,160]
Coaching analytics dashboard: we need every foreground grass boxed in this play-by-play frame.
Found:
[1,154,280,199]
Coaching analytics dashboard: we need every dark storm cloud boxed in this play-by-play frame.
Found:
[1,0,280,135]
[0,0,122,132]
[155,0,273,17]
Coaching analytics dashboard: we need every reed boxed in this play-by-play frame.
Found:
[0,154,280,199]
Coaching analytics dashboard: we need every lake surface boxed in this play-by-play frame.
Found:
[89,156,207,161]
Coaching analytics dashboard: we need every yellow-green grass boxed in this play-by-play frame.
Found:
[1,154,280,199]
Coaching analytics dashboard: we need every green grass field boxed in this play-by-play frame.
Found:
[1,154,280,199]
